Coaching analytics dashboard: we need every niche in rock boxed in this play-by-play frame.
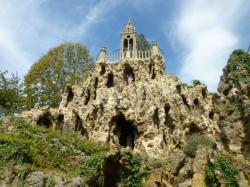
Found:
[84,89,90,105]
[100,65,106,76]
[65,86,74,107]
[113,114,137,149]
[164,104,174,131]
[123,64,135,85]
[202,88,207,98]
[188,123,201,134]
[153,108,160,129]
[193,98,200,109]
[74,112,88,137]
[106,73,114,88]
[181,94,190,109]
[56,114,64,130]
[93,77,98,99]
[209,111,214,120]
[37,112,53,128]
[149,63,156,79]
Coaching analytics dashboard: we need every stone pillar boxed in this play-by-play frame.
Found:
[97,47,107,63]
[151,41,159,56]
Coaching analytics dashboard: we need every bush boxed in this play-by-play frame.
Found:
[78,140,109,155]
[192,80,202,86]
[121,152,145,187]
[183,134,216,157]
[80,153,105,186]
[205,155,239,187]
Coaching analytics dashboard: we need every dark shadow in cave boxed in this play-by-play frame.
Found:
[56,114,64,130]
[113,114,137,149]
[106,73,114,88]
[37,112,53,128]
[65,86,74,107]
[123,64,135,85]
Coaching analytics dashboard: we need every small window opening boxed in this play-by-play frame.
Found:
[202,88,206,98]
[193,98,200,109]
[209,111,214,120]
[189,123,201,134]
[74,112,88,137]
[106,73,114,88]
[176,85,182,94]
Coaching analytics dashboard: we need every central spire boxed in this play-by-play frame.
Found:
[120,19,137,59]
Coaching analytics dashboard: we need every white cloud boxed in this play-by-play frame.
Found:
[172,0,249,91]
[0,0,123,77]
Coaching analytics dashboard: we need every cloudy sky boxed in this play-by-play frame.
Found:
[0,0,249,91]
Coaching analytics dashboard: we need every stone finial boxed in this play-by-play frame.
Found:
[97,47,107,63]
[151,41,159,56]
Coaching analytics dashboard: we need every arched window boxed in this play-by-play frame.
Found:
[123,39,128,51]
[129,38,133,51]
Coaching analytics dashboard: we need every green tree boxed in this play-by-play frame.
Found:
[24,43,94,108]
[0,71,24,117]
[136,34,150,51]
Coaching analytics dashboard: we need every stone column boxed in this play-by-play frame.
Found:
[97,47,107,63]
[151,41,159,56]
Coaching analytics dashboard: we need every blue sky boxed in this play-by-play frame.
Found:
[0,0,249,91]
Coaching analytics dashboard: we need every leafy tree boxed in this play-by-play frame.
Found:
[24,43,94,108]
[0,71,24,117]
[136,34,150,51]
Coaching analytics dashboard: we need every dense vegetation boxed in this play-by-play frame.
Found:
[0,71,24,117]
[136,34,150,51]
[0,117,146,186]
[225,49,250,84]
[24,43,94,109]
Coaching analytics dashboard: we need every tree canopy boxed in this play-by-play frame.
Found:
[24,43,94,108]
[136,34,150,51]
[0,71,24,117]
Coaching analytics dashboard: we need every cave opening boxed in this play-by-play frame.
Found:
[113,114,137,149]
[84,89,90,105]
[153,108,160,128]
[65,86,74,107]
[74,112,88,137]
[193,98,200,109]
[181,94,190,109]
[123,65,135,85]
[100,65,106,76]
[56,114,64,130]
[106,73,114,88]
[37,112,53,128]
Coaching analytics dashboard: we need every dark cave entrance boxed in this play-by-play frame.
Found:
[123,64,135,85]
[37,112,53,128]
[113,114,137,149]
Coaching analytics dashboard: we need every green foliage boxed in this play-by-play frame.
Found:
[149,157,168,169]
[192,80,202,86]
[0,117,109,177]
[24,43,94,108]
[0,71,24,117]
[136,34,150,51]
[121,152,145,187]
[78,140,109,155]
[80,153,105,186]
[205,155,239,187]
[183,134,216,158]
[226,49,250,84]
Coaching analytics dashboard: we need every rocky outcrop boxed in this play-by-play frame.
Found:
[216,50,250,158]
[56,54,218,158]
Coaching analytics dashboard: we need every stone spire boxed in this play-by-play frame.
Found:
[120,19,137,59]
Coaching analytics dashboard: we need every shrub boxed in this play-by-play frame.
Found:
[192,80,202,86]
[183,134,216,158]
[80,153,105,186]
[121,152,145,187]
[205,155,239,187]
[78,140,109,155]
